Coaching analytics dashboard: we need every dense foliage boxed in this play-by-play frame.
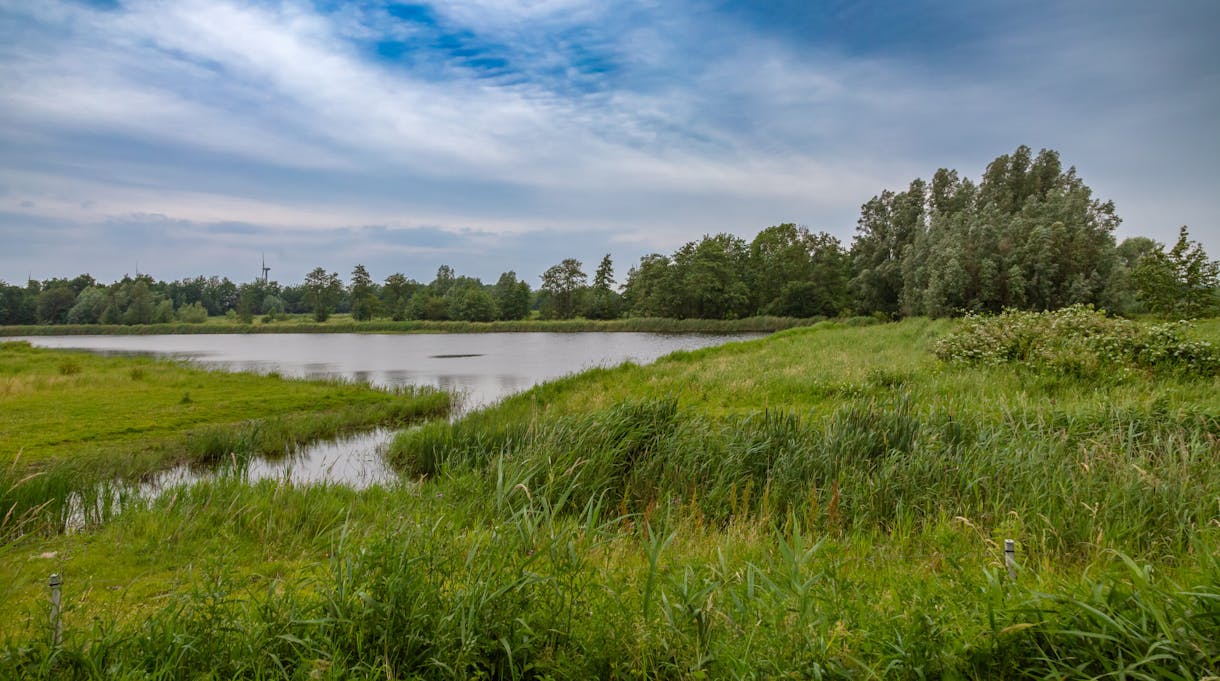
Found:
[934,305,1220,378]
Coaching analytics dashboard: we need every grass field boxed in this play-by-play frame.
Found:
[2,315,1219,679]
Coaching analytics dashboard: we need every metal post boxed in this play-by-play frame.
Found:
[1004,539,1017,581]
[49,573,62,646]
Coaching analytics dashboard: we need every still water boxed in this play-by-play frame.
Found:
[20,332,756,412]
[20,332,760,490]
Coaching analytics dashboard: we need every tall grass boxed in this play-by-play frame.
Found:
[392,393,1220,558]
[3,315,1218,678]
[3,477,1218,678]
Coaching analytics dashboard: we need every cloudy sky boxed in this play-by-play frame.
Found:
[1,0,1217,286]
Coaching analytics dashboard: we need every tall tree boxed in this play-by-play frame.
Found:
[584,254,622,319]
[493,271,531,321]
[446,277,496,322]
[850,179,926,316]
[898,147,1119,316]
[381,273,418,321]
[35,287,77,324]
[748,223,814,314]
[122,279,155,325]
[1132,226,1219,318]
[540,258,587,319]
[304,267,342,322]
[668,234,750,319]
[622,254,674,317]
[349,264,379,321]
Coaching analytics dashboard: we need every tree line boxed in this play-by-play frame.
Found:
[2,146,1216,326]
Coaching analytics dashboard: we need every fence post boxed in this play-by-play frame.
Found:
[1004,539,1017,581]
[49,573,62,646]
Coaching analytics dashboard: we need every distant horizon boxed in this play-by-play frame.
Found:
[3,1,1218,285]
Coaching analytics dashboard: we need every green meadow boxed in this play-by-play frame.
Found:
[3,312,1219,679]
[0,341,450,536]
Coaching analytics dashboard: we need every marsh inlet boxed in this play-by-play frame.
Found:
[24,332,762,493]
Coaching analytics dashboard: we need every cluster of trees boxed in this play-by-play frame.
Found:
[619,226,850,319]
[3,147,1215,327]
[614,146,1216,320]
[0,266,536,326]
[298,265,533,323]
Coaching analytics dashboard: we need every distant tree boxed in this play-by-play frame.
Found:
[262,295,286,322]
[152,299,176,324]
[407,288,449,320]
[349,264,379,321]
[236,284,258,324]
[36,286,77,324]
[584,254,622,320]
[493,271,531,321]
[99,296,122,325]
[1132,226,1219,318]
[1116,237,1160,269]
[178,301,209,323]
[748,224,814,314]
[66,286,108,324]
[303,267,342,322]
[0,282,37,325]
[381,273,418,321]
[447,278,496,322]
[1108,236,1162,314]
[540,258,587,319]
[432,265,456,296]
[667,234,750,319]
[122,280,155,325]
[622,254,674,317]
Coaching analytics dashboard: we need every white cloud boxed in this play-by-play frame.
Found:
[0,0,1215,282]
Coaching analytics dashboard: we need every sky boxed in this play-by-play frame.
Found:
[1,0,1218,287]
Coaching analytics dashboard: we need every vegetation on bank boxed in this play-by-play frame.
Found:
[1,314,1218,678]
[0,314,831,337]
[0,341,450,538]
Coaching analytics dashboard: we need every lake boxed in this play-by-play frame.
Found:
[18,332,761,490]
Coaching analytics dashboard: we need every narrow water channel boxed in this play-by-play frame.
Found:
[22,332,760,495]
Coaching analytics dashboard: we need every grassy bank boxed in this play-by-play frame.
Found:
[3,315,1219,678]
[0,314,836,337]
[0,341,450,538]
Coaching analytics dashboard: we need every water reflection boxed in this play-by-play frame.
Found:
[21,332,762,495]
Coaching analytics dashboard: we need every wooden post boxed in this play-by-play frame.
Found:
[1004,539,1017,581]
[49,573,62,646]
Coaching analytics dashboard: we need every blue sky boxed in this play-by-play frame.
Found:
[1,0,1217,286]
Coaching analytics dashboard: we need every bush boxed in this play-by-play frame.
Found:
[177,302,209,323]
[934,305,1220,377]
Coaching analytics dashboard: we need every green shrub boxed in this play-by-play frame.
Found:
[934,305,1220,377]
[177,302,209,324]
